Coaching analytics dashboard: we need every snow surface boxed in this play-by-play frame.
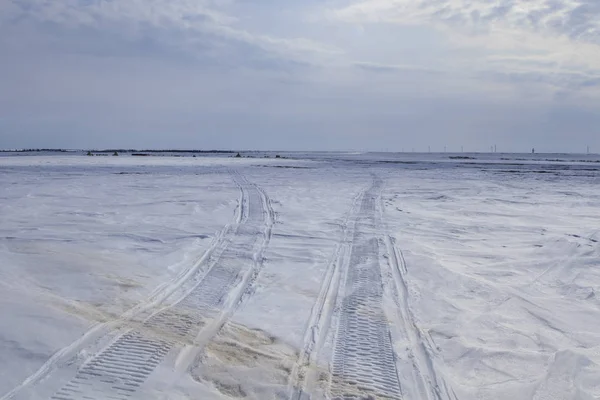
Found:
[1,153,599,400]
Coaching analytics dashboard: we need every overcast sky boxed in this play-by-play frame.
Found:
[1,0,599,152]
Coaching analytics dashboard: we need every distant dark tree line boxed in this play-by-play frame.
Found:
[1,149,238,153]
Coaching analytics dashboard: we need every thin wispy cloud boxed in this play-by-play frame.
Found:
[3,0,337,63]
[333,0,600,41]
[330,0,600,93]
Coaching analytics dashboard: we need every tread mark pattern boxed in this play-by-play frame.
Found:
[330,179,402,400]
[49,174,268,400]
[288,188,365,400]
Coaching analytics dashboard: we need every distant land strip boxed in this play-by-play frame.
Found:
[0,149,237,153]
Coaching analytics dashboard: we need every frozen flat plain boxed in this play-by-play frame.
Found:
[1,153,599,400]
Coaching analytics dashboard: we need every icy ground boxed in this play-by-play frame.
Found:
[1,153,599,400]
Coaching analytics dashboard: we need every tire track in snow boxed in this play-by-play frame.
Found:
[1,177,241,400]
[3,172,272,400]
[232,179,276,311]
[380,192,458,400]
[291,178,404,400]
[47,172,274,400]
[328,177,402,400]
[383,238,458,400]
[288,188,365,400]
[174,172,276,369]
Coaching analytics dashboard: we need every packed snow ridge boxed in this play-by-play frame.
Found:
[1,153,599,400]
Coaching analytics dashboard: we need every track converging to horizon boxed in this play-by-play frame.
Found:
[3,172,450,400]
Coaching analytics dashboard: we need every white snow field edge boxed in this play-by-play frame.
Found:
[1,154,599,400]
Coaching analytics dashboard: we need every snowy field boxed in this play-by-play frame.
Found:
[1,153,599,400]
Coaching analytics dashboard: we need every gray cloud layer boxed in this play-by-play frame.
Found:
[1,0,599,152]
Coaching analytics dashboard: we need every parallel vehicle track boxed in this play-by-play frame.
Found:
[289,189,365,400]
[328,178,402,400]
[291,176,455,400]
[7,171,454,400]
[290,178,404,400]
[4,172,273,400]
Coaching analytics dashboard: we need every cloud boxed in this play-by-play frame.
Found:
[333,0,600,42]
[330,0,600,96]
[1,0,600,151]
[353,61,442,74]
[2,0,338,66]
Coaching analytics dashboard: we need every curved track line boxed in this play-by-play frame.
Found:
[1,172,265,400]
[2,215,238,400]
[175,173,276,370]
[288,189,365,400]
[44,172,272,400]
[3,217,240,399]
[47,172,273,400]
[234,182,276,308]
